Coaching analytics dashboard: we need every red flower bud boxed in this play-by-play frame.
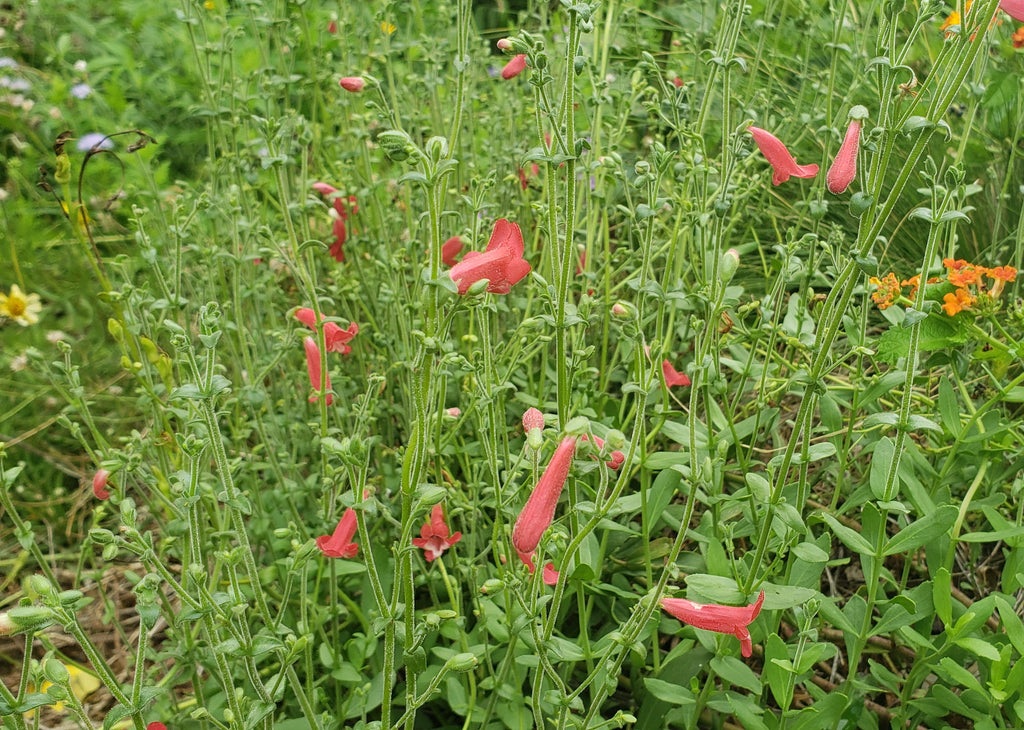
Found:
[339,77,365,92]
[826,119,862,195]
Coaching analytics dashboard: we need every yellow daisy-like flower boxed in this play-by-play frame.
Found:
[0,284,43,326]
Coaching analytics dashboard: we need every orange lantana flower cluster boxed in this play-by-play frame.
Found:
[940,259,1017,314]
[868,259,1017,316]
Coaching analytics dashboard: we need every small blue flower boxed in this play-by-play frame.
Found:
[70,83,92,99]
[0,75,30,91]
[77,133,114,151]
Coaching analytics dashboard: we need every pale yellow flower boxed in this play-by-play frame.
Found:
[0,284,42,326]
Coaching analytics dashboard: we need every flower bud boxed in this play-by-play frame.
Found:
[481,578,504,594]
[339,76,365,92]
[497,38,513,51]
[445,652,479,672]
[93,469,110,500]
[720,248,739,284]
[43,658,70,684]
[7,606,53,631]
[605,429,625,450]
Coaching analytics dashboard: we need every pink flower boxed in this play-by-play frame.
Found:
[497,38,513,51]
[661,590,765,658]
[147,724,167,730]
[441,236,464,266]
[317,508,358,558]
[295,308,359,354]
[339,76,365,92]
[580,434,625,470]
[662,360,691,388]
[411,504,462,561]
[826,119,861,195]
[501,54,528,79]
[1003,0,1024,21]
[327,20,338,34]
[522,407,545,433]
[304,337,333,405]
[747,126,819,186]
[312,182,358,262]
[449,219,532,295]
[92,469,110,500]
[445,407,461,418]
[672,77,684,88]
[512,436,577,559]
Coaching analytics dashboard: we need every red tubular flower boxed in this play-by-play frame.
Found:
[1003,0,1024,21]
[327,20,338,34]
[339,76,365,92]
[542,562,559,585]
[449,219,532,295]
[747,126,819,185]
[512,436,577,558]
[827,120,861,194]
[312,182,358,262]
[439,236,464,266]
[661,589,765,657]
[501,54,528,79]
[295,308,359,354]
[147,724,167,730]
[412,504,462,561]
[92,469,110,500]
[317,508,358,558]
[304,337,333,405]
[662,360,691,388]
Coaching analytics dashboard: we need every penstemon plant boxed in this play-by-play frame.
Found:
[4,0,1024,729]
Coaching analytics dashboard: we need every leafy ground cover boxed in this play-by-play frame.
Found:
[2,0,1024,728]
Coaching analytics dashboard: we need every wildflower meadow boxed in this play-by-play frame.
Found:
[4,0,1024,728]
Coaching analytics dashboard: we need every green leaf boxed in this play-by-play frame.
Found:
[762,583,818,610]
[883,505,958,555]
[763,634,793,708]
[644,677,695,705]
[726,692,770,730]
[683,574,745,604]
[646,467,681,533]
[953,636,1002,662]
[819,513,875,555]
[933,569,952,626]
[792,542,829,563]
[870,436,897,501]
[710,655,762,694]
[937,376,960,435]
[996,594,1024,654]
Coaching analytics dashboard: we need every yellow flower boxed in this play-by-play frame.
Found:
[0,284,42,326]
[381,21,396,34]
